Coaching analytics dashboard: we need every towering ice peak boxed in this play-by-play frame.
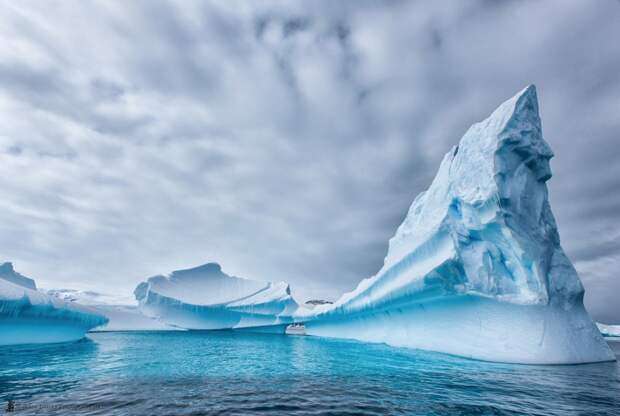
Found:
[343,85,573,309]
[299,85,613,364]
[135,262,301,331]
[0,262,37,290]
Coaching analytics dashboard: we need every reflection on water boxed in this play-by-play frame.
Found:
[1,332,619,415]
[0,338,98,399]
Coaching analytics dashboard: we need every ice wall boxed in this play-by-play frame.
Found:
[299,86,614,364]
[135,263,301,332]
[0,266,108,345]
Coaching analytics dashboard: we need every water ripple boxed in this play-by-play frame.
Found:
[0,332,618,415]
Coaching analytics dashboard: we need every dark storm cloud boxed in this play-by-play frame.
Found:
[0,1,618,321]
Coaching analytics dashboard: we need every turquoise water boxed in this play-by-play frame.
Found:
[1,332,619,415]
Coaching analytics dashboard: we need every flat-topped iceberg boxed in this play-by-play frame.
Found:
[597,323,620,338]
[298,86,614,364]
[0,263,108,345]
[134,263,301,332]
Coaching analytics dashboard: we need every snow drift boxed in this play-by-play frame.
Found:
[0,263,108,345]
[134,263,300,332]
[298,85,614,364]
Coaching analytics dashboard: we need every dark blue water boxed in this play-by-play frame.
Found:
[1,332,619,415]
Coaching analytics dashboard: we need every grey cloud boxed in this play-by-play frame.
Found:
[0,0,618,321]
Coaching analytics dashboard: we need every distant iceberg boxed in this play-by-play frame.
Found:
[597,323,620,338]
[0,263,108,345]
[0,262,36,290]
[134,263,301,332]
[297,86,614,364]
[48,289,181,332]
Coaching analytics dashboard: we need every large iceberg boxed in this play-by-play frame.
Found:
[0,263,108,345]
[134,263,301,332]
[298,86,614,364]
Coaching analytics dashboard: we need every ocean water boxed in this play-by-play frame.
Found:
[1,332,619,415]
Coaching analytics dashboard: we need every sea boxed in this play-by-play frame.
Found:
[1,331,619,415]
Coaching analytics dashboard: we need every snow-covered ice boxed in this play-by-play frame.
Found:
[134,263,302,332]
[297,85,614,364]
[47,289,181,332]
[0,264,108,345]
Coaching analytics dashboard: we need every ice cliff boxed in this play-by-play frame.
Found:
[0,264,108,345]
[298,85,614,364]
[134,263,301,332]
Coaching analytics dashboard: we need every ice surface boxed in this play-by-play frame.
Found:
[47,289,180,331]
[297,85,614,364]
[134,263,302,331]
[47,288,136,307]
[90,305,183,331]
[0,266,108,345]
[597,323,620,338]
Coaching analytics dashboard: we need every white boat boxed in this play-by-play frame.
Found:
[285,323,306,336]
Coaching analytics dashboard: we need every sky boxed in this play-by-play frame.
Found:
[0,0,619,322]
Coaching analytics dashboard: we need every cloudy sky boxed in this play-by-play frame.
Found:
[0,1,619,322]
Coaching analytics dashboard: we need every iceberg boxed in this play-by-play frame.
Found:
[298,85,614,364]
[48,289,181,332]
[0,263,108,345]
[0,262,36,290]
[134,262,301,332]
[597,323,620,338]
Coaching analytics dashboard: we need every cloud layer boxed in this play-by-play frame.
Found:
[1,1,619,321]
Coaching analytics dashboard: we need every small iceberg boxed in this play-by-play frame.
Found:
[597,323,620,338]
